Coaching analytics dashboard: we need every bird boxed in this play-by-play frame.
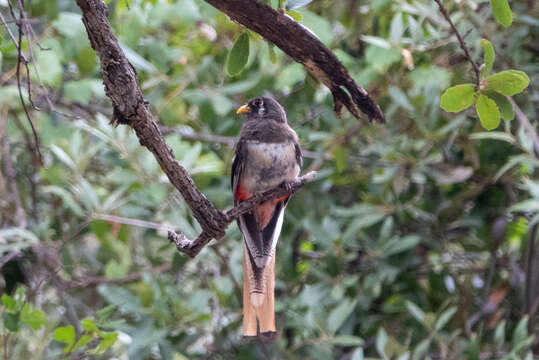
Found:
[232,96,302,337]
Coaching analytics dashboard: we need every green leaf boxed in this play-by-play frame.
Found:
[440,84,476,112]
[328,298,357,332]
[330,335,364,346]
[476,94,501,130]
[435,306,457,331]
[76,46,97,75]
[490,0,513,27]
[480,39,495,77]
[54,325,76,346]
[4,312,20,332]
[226,33,250,77]
[96,305,116,323]
[494,320,506,350]
[20,304,46,330]
[2,294,17,312]
[88,332,118,354]
[406,301,425,323]
[376,327,388,358]
[486,70,530,96]
[286,0,313,10]
[485,91,514,121]
[512,316,528,346]
[268,43,277,64]
[81,319,99,332]
[286,10,303,21]
[74,334,93,349]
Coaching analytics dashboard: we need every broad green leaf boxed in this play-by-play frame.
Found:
[365,45,402,73]
[406,301,425,323]
[74,334,93,349]
[81,319,99,332]
[480,39,495,77]
[328,298,357,332]
[4,313,20,332]
[440,84,476,112]
[89,332,118,354]
[286,10,303,21]
[120,43,156,73]
[226,33,250,76]
[485,91,514,121]
[486,70,530,96]
[286,0,313,10]
[54,325,76,345]
[384,235,421,256]
[268,43,277,64]
[376,327,388,358]
[512,316,528,347]
[20,304,46,330]
[494,320,506,350]
[490,0,513,27]
[469,131,515,144]
[2,294,17,312]
[330,335,364,346]
[52,12,86,38]
[96,305,116,322]
[476,94,501,130]
[434,306,457,330]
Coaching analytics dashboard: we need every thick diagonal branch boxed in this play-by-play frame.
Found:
[204,0,385,124]
[76,0,227,239]
[76,0,316,258]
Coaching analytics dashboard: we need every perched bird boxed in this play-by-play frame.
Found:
[232,97,302,337]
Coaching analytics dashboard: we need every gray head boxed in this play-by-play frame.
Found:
[236,96,287,123]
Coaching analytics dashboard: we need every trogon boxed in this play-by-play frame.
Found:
[232,97,302,337]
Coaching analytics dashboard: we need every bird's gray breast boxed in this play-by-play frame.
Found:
[242,141,300,193]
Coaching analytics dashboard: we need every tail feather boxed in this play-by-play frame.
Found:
[243,243,276,336]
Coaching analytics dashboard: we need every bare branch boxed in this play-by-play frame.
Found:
[203,0,385,123]
[76,0,317,259]
[2,0,43,164]
[69,264,171,288]
[169,171,317,258]
[433,0,481,88]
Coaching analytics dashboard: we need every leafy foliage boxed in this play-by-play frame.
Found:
[0,0,537,359]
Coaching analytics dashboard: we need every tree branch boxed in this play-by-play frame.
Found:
[76,0,317,259]
[169,171,316,258]
[433,0,481,88]
[204,0,385,124]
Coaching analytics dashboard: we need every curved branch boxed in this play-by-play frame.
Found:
[204,0,385,124]
[75,0,317,258]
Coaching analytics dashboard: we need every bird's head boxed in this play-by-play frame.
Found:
[236,96,287,123]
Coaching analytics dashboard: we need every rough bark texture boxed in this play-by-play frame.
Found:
[76,0,226,239]
[76,0,317,258]
[204,0,385,124]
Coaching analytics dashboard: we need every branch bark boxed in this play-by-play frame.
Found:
[76,0,317,258]
[204,0,385,123]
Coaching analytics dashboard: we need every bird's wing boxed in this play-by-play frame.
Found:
[231,140,287,271]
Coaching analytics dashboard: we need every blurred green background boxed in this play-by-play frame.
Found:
[0,0,538,358]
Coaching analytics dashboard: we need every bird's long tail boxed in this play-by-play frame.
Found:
[242,243,276,337]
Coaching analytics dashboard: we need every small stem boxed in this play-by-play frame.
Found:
[433,0,481,88]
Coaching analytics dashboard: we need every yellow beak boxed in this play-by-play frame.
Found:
[236,104,250,114]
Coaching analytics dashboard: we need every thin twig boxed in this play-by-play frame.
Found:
[6,0,43,164]
[433,0,481,88]
[69,264,171,288]
[169,171,317,257]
